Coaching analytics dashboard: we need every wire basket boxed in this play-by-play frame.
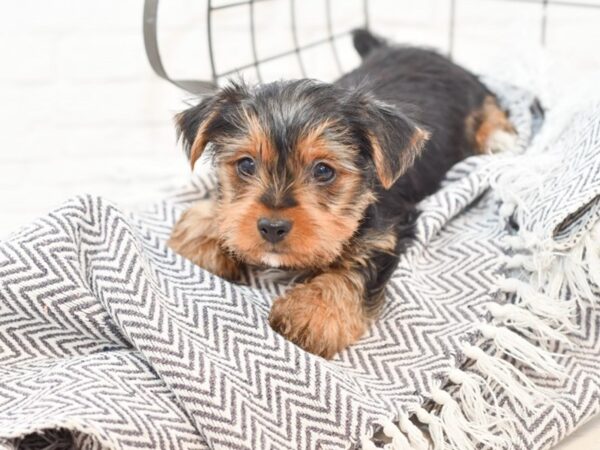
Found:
[143,0,600,94]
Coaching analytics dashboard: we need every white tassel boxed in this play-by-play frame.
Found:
[447,368,512,435]
[533,248,559,272]
[520,230,545,249]
[361,434,380,450]
[501,230,543,251]
[501,250,557,273]
[430,387,474,450]
[430,386,504,450]
[462,343,545,411]
[501,254,535,271]
[477,323,565,378]
[379,418,412,450]
[545,267,567,301]
[487,303,572,347]
[499,201,516,219]
[501,235,524,251]
[398,412,429,450]
[584,227,600,294]
[591,221,600,242]
[495,277,575,327]
[390,437,411,450]
[415,407,444,450]
[563,245,594,302]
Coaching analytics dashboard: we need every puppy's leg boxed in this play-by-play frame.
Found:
[269,228,403,358]
[169,199,243,281]
[269,270,368,359]
[467,95,518,154]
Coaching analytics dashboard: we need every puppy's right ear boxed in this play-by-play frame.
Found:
[175,82,248,167]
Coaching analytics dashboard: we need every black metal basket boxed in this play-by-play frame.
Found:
[143,0,600,95]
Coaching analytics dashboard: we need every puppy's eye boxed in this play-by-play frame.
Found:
[312,162,336,183]
[237,157,256,177]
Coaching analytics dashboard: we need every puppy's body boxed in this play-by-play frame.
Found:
[343,34,500,202]
[169,31,515,358]
[334,33,514,313]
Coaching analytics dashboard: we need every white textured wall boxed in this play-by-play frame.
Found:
[0,0,599,446]
[1,0,599,240]
[0,0,202,235]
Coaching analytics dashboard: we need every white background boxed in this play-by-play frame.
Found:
[0,0,599,446]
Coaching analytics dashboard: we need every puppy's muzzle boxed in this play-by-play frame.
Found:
[257,218,292,244]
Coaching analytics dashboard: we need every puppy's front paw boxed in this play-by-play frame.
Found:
[193,243,242,282]
[269,274,367,359]
[171,234,242,281]
[169,200,243,282]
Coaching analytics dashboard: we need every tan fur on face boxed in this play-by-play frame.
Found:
[466,95,516,154]
[295,121,364,175]
[168,199,243,281]
[216,179,373,269]
[269,270,368,359]
[211,118,376,270]
[243,109,277,163]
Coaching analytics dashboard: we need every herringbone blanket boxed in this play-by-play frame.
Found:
[1,82,599,450]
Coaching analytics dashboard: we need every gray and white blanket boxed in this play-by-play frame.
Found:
[1,81,599,450]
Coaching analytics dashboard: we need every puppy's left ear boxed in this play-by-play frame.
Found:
[175,81,248,167]
[175,95,221,167]
[359,99,430,189]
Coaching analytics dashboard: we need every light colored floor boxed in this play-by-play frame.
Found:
[553,415,600,449]
[0,0,599,448]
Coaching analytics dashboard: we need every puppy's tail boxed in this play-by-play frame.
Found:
[352,28,386,58]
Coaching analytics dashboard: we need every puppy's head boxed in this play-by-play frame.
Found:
[176,80,427,269]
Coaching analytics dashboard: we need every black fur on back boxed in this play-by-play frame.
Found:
[340,30,495,308]
[343,29,492,204]
[352,28,386,58]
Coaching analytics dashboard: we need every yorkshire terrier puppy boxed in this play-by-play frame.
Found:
[169,30,515,358]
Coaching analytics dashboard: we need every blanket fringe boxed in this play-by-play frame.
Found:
[397,413,429,450]
[476,323,564,377]
[447,368,510,431]
[430,385,504,449]
[379,419,412,450]
[359,216,600,449]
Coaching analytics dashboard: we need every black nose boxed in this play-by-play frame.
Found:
[257,218,292,244]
